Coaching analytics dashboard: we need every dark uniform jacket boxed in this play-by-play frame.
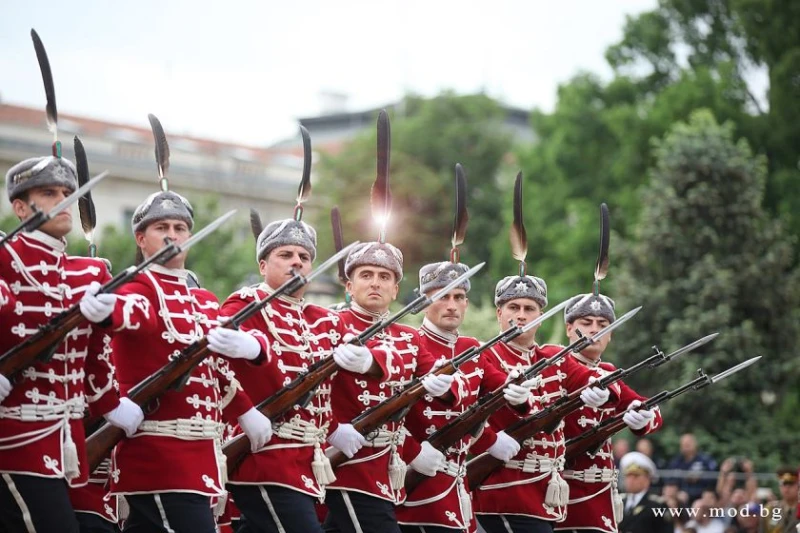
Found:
[618,491,673,533]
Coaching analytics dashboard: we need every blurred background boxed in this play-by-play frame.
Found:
[2,0,799,506]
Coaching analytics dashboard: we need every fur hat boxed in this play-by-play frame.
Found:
[255,218,317,262]
[131,191,194,233]
[564,293,616,323]
[344,241,403,281]
[6,156,77,201]
[419,261,471,294]
[494,275,548,308]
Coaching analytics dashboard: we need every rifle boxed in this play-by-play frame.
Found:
[326,296,572,469]
[404,306,642,494]
[0,170,110,249]
[466,333,718,489]
[85,241,359,471]
[563,356,761,463]
[223,262,486,475]
[0,210,237,382]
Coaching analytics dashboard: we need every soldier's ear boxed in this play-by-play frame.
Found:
[258,259,268,278]
[11,198,29,220]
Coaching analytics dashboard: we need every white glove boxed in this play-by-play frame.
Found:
[421,372,455,398]
[487,431,521,462]
[327,423,366,458]
[208,328,261,360]
[79,281,116,324]
[580,377,610,408]
[623,400,656,430]
[0,374,12,404]
[503,376,539,406]
[333,343,374,374]
[238,407,273,452]
[410,441,446,477]
[104,397,144,437]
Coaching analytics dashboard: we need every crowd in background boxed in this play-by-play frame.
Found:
[613,433,799,533]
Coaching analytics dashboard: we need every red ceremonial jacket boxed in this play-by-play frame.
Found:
[397,319,517,531]
[555,353,663,533]
[0,231,119,487]
[220,284,347,498]
[472,342,619,522]
[107,265,252,496]
[69,459,119,524]
[326,305,461,503]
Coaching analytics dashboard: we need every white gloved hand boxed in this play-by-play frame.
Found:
[503,376,540,406]
[104,397,145,437]
[410,441,446,477]
[0,374,12,404]
[327,423,366,458]
[208,328,261,360]
[421,372,455,398]
[580,377,610,408]
[79,281,116,324]
[487,431,521,462]
[333,343,374,374]
[623,400,656,430]
[238,407,273,452]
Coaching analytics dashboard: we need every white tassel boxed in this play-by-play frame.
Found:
[544,470,569,507]
[63,420,80,481]
[612,478,624,523]
[312,443,337,486]
[213,492,229,518]
[216,443,228,486]
[457,478,472,525]
[117,495,130,521]
[558,472,570,506]
[388,445,407,491]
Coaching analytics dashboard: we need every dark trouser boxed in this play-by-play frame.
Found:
[324,489,401,533]
[76,512,121,533]
[0,473,80,533]
[228,484,324,533]
[400,526,465,532]
[122,493,215,533]
[478,514,554,533]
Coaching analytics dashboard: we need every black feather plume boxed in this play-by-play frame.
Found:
[509,172,527,263]
[147,114,170,188]
[250,209,264,241]
[74,136,96,241]
[30,29,58,141]
[371,110,392,237]
[451,163,469,261]
[594,203,610,283]
[296,126,312,205]
[331,207,347,284]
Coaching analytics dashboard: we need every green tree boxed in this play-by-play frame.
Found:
[613,110,800,466]
[315,92,514,303]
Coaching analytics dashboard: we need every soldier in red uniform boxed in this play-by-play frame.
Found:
[215,207,392,533]
[323,240,463,533]
[0,155,143,533]
[397,260,537,533]
[103,125,271,532]
[555,293,662,533]
[471,274,619,533]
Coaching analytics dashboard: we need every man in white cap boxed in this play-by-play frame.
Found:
[617,451,672,533]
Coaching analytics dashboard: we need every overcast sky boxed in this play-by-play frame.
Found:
[1,0,658,147]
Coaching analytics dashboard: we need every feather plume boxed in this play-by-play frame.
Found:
[147,114,170,187]
[331,207,347,284]
[30,29,57,139]
[249,209,263,240]
[451,163,469,259]
[74,136,96,241]
[594,203,610,283]
[371,110,392,232]
[296,125,312,205]
[509,172,527,263]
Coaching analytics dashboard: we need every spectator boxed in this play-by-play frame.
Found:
[717,457,758,511]
[729,502,761,533]
[760,466,799,533]
[637,437,666,493]
[666,433,718,502]
[617,452,673,533]
[685,499,726,533]
[613,437,630,468]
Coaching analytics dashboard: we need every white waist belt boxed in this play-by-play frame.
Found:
[562,467,616,483]
[505,455,564,474]
[138,418,223,439]
[0,400,85,421]
[363,428,406,448]
[273,418,327,444]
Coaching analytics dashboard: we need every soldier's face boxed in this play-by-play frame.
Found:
[135,219,191,269]
[260,245,312,297]
[566,316,612,360]
[497,298,542,347]
[424,288,468,333]
[12,186,74,238]
[623,471,650,494]
[346,266,399,314]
